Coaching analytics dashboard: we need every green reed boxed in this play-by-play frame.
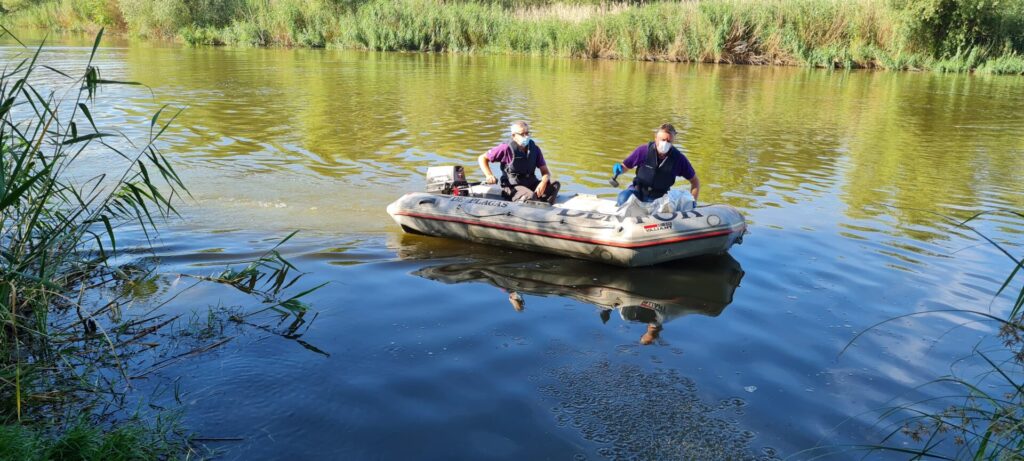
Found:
[1,27,318,455]
[4,0,1024,73]
[0,25,189,455]
[0,416,181,460]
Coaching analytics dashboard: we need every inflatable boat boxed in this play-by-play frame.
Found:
[386,166,746,267]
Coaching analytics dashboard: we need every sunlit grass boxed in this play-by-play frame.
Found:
[976,53,1024,75]
[4,0,1024,72]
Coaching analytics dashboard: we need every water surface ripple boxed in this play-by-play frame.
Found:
[3,34,1023,459]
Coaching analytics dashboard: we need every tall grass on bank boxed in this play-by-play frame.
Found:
[1,25,181,420]
[0,417,180,460]
[828,210,1024,459]
[4,0,1024,73]
[0,26,195,456]
[1,27,319,456]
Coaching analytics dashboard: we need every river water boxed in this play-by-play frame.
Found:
[3,33,1024,459]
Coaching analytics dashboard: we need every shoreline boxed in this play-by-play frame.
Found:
[4,0,1024,74]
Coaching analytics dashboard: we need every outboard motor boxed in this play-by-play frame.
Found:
[426,166,468,195]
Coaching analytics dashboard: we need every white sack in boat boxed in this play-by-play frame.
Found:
[616,189,695,218]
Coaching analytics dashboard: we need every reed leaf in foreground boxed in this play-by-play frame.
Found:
[190,230,325,316]
[1,25,184,422]
[1,28,321,456]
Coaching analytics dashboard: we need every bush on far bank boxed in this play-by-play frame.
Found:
[3,0,1024,73]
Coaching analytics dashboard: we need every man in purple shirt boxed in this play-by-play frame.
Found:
[477,120,560,204]
[612,123,700,206]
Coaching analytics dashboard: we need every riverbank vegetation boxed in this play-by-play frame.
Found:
[1,29,317,457]
[3,0,1024,73]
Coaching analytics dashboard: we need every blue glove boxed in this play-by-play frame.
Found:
[612,163,623,177]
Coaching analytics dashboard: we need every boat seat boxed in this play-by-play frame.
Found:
[467,184,504,200]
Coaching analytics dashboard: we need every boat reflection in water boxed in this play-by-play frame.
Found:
[399,236,744,345]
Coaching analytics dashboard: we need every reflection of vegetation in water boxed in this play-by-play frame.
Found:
[111,262,167,301]
[541,361,780,460]
[842,74,1024,240]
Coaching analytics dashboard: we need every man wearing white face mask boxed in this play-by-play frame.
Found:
[612,123,700,206]
[478,120,560,204]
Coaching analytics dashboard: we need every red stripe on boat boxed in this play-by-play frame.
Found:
[394,211,741,249]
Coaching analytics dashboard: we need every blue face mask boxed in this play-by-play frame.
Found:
[517,136,531,147]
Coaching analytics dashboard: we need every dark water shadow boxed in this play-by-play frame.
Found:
[394,234,744,344]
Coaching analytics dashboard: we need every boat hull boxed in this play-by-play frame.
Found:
[386,192,745,267]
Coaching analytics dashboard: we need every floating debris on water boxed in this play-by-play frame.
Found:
[540,361,780,460]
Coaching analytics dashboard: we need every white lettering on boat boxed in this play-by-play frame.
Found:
[654,210,703,221]
[556,209,644,224]
[449,196,510,208]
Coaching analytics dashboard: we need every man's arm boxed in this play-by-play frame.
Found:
[613,147,644,179]
[621,146,645,170]
[478,153,496,184]
[536,164,552,195]
[677,153,699,200]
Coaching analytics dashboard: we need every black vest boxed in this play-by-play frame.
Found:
[501,140,540,188]
[632,142,681,199]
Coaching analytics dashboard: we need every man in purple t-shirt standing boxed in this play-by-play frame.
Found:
[477,120,561,204]
[611,123,700,206]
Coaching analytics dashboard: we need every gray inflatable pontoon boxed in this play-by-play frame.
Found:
[386,168,746,267]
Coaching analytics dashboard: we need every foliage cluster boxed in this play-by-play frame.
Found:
[3,0,1024,72]
[0,418,178,461]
